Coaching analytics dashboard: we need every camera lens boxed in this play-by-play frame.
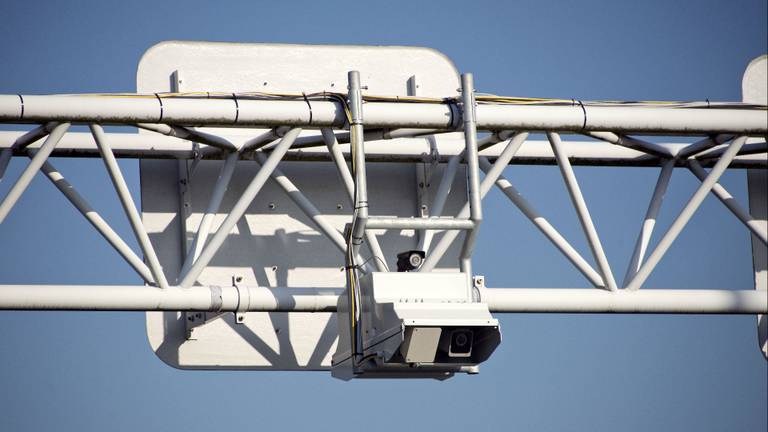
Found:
[450,329,473,355]
[408,253,423,268]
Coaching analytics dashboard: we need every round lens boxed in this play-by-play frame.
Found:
[455,333,468,347]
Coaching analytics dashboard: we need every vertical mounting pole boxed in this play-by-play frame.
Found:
[348,71,368,259]
[347,70,367,370]
[321,128,388,272]
[459,73,483,283]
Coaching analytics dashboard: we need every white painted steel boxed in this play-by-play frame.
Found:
[92,124,169,288]
[625,136,748,290]
[137,123,237,151]
[688,159,768,245]
[321,128,388,272]
[34,158,155,283]
[0,123,69,223]
[1,94,766,134]
[0,285,764,315]
[420,154,461,253]
[1,131,765,167]
[459,74,482,276]
[478,157,606,288]
[481,288,768,314]
[254,152,349,257]
[366,217,474,230]
[178,128,302,287]
[587,131,675,158]
[179,150,239,278]
[0,285,341,312]
[676,135,733,159]
[548,132,618,291]
[419,132,529,271]
[622,159,675,287]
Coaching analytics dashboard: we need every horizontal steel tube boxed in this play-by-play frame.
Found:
[1,131,765,168]
[0,285,341,312]
[365,217,475,230]
[481,288,768,314]
[1,94,766,134]
[0,285,764,314]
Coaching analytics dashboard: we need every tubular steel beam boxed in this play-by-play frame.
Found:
[1,131,766,168]
[548,132,618,291]
[480,288,768,314]
[419,153,461,253]
[0,285,764,314]
[419,132,529,272]
[137,123,237,151]
[477,157,606,289]
[0,122,70,223]
[622,158,676,287]
[459,73,483,276]
[321,128,388,272]
[179,128,302,287]
[366,217,474,230]
[179,150,240,278]
[34,158,155,284]
[2,94,766,134]
[587,131,675,158]
[92,124,169,288]
[688,159,768,245]
[676,134,733,159]
[625,136,749,290]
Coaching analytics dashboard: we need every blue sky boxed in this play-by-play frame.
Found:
[0,1,766,431]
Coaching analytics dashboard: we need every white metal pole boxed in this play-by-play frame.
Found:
[478,157,606,289]
[676,134,733,159]
[321,128,388,272]
[0,122,69,223]
[548,131,618,291]
[688,159,768,245]
[179,128,302,287]
[0,285,764,314]
[254,152,375,272]
[622,158,676,287]
[625,136,748,290]
[459,74,483,275]
[348,71,369,259]
[419,133,528,272]
[481,288,768,314]
[91,124,169,289]
[178,150,240,279]
[419,154,461,253]
[2,94,766,134]
[587,131,675,158]
[137,123,237,151]
[34,158,155,283]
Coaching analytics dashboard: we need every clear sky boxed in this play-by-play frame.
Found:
[0,1,766,431]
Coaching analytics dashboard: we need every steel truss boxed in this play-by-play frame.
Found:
[0,72,766,318]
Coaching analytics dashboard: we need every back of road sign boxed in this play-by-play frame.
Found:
[139,42,467,369]
[743,55,768,359]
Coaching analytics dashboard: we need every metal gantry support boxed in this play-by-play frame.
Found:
[0,72,765,323]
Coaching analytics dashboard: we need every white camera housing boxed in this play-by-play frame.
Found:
[332,272,501,380]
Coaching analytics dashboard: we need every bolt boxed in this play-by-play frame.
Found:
[336,204,343,210]
[235,276,243,283]
[268,202,276,210]
[263,82,268,86]
[238,316,244,322]
[271,266,277,272]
